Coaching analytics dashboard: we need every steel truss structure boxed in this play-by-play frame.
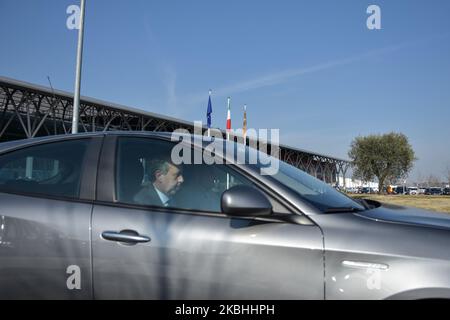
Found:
[0,76,350,184]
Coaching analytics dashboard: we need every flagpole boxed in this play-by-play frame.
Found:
[226,97,231,141]
[72,0,86,134]
[226,97,231,190]
[207,89,212,137]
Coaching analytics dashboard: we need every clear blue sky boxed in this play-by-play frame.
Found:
[1,0,450,182]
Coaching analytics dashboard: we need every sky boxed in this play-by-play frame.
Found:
[1,0,449,182]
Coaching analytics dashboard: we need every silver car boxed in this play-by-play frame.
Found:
[1,132,450,299]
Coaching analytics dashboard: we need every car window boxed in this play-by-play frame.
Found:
[0,139,90,198]
[115,137,286,213]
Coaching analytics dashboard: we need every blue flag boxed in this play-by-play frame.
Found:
[207,94,212,128]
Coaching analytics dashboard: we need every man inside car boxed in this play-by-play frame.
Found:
[134,157,184,207]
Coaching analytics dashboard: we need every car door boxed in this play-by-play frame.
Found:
[91,135,324,299]
[0,136,100,299]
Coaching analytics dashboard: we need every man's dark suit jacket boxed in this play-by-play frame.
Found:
[133,185,178,207]
[133,185,165,206]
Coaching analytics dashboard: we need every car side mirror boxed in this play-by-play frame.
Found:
[221,185,273,217]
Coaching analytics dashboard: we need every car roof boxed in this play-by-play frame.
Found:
[0,131,232,154]
[0,132,103,153]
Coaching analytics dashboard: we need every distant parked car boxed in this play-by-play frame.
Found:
[443,188,450,195]
[425,187,443,195]
[345,187,359,194]
[407,187,418,195]
[361,187,375,194]
[395,186,407,195]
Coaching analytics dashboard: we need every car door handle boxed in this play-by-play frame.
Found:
[101,230,151,244]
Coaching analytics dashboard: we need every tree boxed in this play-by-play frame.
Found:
[348,132,416,194]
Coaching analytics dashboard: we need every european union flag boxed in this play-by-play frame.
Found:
[207,92,212,128]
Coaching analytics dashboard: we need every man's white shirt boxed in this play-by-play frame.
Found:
[154,185,170,207]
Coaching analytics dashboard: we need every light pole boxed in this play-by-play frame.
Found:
[72,0,86,134]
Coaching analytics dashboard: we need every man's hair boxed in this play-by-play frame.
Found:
[145,157,180,183]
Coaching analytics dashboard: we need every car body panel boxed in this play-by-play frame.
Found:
[0,193,93,299]
[359,204,450,230]
[0,135,100,299]
[310,210,450,299]
[91,204,324,299]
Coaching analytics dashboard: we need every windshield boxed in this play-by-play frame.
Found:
[270,161,365,212]
[238,145,365,213]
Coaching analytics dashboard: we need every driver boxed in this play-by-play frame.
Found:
[134,157,184,207]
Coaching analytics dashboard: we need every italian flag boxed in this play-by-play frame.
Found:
[226,97,231,139]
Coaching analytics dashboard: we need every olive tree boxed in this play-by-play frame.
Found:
[348,132,416,193]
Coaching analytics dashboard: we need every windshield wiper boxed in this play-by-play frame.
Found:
[324,207,364,213]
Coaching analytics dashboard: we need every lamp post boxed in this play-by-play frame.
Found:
[72,0,86,134]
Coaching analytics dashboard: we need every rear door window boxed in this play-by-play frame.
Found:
[0,139,90,198]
